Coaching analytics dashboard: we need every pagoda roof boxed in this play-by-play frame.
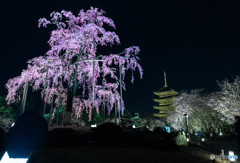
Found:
[154,85,180,93]
[154,71,179,96]
[153,87,179,97]
[153,97,174,103]
[156,86,173,92]
[153,113,168,118]
[153,105,174,110]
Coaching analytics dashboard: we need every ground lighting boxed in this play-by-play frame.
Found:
[1,152,28,163]
[91,124,97,128]
[228,151,237,162]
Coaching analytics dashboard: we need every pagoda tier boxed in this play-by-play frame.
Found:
[153,106,175,111]
[154,113,168,118]
[153,97,173,106]
[154,89,179,98]
[153,71,179,120]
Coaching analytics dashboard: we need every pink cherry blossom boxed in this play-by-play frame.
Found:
[6,7,143,121]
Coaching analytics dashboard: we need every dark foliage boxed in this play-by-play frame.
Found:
[94,123,125,145]
[6,111,49,158]
[49,128,90,147]
[124,128,178,151]
[0,127,6,159]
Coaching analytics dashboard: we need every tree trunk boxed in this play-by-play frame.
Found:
[56,106,59,126]
[63,88,73,125]
[21,78,29,114]
[48,95,54,127]
[61,106,65,126]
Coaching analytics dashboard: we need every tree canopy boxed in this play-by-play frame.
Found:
[6,7,143,121]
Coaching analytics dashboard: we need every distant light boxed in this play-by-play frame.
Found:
[132,125,136,128]
[164,126,171,133]
[219,132,223,136]
[91,124,97,128]
[11,123,15,127]
[146,126,149,128]
[195,133,197,136]
[201,138,205,142]
[186,138,189,142]
[228,151,237,162]
[1,152,28,163]
[210,133,213,137]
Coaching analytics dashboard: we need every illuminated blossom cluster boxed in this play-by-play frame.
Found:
[208,76,240,123]
[6,7,143,120]
[168,82,239,132]
[167,90,201,131]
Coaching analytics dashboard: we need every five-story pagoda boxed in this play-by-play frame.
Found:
[153,71,179,120]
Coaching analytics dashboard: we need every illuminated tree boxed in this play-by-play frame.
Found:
[189,93,227,134]
[5,7,143,123]
[145,117,165,131]
[168,90,227,134]
[208,76,240,124]
[167,90,200,131]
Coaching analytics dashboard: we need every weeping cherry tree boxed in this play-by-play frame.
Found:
[6,7,143,124]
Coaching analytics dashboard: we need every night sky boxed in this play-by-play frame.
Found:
[1,0,240,116]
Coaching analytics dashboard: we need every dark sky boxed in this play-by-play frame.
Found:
[1,0,240,115]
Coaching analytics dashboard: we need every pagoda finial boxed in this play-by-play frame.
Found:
[164,71,167,87]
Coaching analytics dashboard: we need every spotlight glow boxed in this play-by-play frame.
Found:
[1,152,28,163]
[11,123,15,127]
[228,151,237,162]
[210,133,213,137]
[91,124,97,128]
